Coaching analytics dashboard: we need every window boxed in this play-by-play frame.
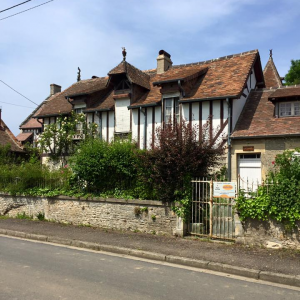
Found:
[164,97,179,124]
[279,102,300,117]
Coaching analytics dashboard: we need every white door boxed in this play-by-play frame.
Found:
[238,154,261,192]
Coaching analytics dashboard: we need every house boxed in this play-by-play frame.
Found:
[231,51,300,189]
[16,84,61,146]
[31,49,265,170]
[0,109,24,154]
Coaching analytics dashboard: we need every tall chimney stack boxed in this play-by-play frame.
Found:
[157,50,172,74]
[50,84,61,96]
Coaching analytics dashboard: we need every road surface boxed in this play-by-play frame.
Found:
[0,236,299,300]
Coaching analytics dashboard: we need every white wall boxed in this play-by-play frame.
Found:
[146,108,153,149]
[132,109,139,143]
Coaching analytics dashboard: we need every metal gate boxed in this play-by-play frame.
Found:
[189,178,235,240]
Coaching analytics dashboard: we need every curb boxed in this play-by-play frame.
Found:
[0,228,299,288]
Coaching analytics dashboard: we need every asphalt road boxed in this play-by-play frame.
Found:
[0,236,299,300]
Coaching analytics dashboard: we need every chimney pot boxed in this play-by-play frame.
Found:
[157,50,173,74]
[50,84,61,96]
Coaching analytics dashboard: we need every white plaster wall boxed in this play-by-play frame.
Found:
[101,112,107,141]
[154,106,161,145]
[232,95,247,130]
[139,112,145,149]
[108,111,114,142]
[132,109,139,142]
[182,103,189,121]
[146,108,153,149]
[213,100,221,132]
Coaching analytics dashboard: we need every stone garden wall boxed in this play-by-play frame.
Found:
[0,194,178,236]
[235,218,300,249]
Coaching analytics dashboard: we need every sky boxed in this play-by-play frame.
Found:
[0,0,300,135]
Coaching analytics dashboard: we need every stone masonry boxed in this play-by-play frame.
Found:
[0,194,178,236]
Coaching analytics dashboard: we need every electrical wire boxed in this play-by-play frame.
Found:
[0,101,35,109]
[0,1,33,14]
[0,0,53,21]
[0,80,38,106]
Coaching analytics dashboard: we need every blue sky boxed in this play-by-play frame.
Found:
[0,0,299,135]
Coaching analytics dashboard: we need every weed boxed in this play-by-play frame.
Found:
[36,212,45,221]
[16,212,33,220]
[151,214,156,221]
[140,207,148,213]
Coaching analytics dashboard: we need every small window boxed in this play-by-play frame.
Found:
[279,102,300,117]
[240,154,261,159]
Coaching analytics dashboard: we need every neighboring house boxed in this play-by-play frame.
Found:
[31,49,265,168]
[17,84,61,146]
[231,52,300,189]
[0,109,24,154]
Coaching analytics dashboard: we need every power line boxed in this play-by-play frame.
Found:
[0,1,33,14]
[0,0,54,21]
[0,101,35,109]
[0,80,38,106]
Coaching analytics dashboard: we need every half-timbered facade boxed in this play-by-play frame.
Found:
[32,49,265,177]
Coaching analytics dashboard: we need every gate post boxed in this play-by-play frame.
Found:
[209,178,213,238]
[175,216,188,237]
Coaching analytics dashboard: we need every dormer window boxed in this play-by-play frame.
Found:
[115,79,131,91]
[279,102,300,117]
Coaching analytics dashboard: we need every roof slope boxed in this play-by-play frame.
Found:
[109,61,150,90]
[269,85,300,99]
[263,57,283,88]
[232,88,300,138]
[0,120,23,152]
[36,77,108,117]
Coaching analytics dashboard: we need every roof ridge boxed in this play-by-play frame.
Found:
[257,84,300,92]
[173,49,258,68]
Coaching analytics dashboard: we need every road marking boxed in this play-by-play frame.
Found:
[1,234,300,292]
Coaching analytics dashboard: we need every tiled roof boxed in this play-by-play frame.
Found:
[65,77,108,97]
[263,57,283,89]
[181,51,259,101]
[268,86,300,100]
[35,77,107,117]
[153,67,208,84]
[16,132,33,142]
[0,120,23,152]
[109,61,150,90]
[84,89,115,112]
[232,88,300,138]
[35,49,263,115]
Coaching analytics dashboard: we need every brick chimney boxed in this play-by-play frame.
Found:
[50,84,61,96]
[156,50,172,74]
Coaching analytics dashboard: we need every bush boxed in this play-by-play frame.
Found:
[70,138,143,195]
[236,149,300,226]
[139,121,223,203]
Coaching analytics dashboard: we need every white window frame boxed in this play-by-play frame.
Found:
[163,97,180,124]
[279,102,300,117]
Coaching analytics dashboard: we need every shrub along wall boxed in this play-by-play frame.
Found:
[0,194,178,235]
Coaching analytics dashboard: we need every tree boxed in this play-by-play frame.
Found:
[38,112,98,164]
[285,59,300,85]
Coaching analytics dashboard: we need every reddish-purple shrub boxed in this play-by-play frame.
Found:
[139,121,224,202]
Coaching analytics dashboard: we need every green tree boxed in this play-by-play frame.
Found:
[285,59,300,85]
[38,111,98,164]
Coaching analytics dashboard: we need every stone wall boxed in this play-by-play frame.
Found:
[0,194,179,236]
[235,218,300,249]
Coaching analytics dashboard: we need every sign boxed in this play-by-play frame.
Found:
[213,182,236,198]
[243,146,254,151]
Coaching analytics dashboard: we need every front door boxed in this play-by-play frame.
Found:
[238,153,261,192]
